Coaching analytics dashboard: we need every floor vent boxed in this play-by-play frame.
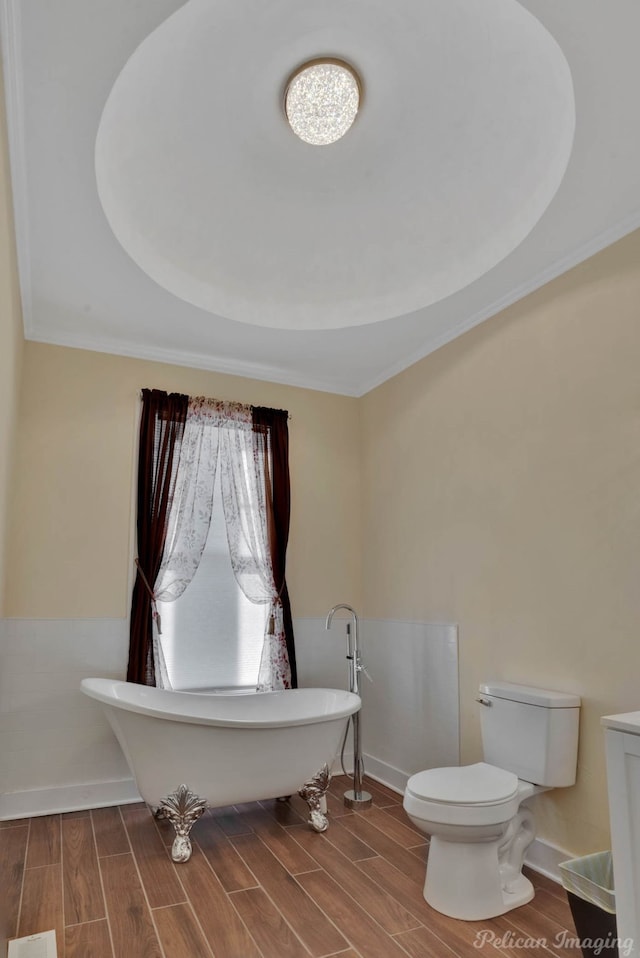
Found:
[8,931,57,958]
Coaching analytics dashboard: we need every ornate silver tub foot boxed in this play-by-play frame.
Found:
[155,784,208,862]
[298,764,331,833]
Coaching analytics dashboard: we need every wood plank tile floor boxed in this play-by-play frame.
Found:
[2,775,582,958]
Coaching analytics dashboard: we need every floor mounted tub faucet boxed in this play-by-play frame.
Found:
[325,605,372,809]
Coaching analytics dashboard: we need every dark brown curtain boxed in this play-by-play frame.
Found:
[127,389,189,685]
[252,406,297,688]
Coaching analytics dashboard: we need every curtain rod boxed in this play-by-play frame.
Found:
[139,389,292,419]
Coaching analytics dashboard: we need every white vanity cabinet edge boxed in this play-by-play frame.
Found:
[603,720,640,957]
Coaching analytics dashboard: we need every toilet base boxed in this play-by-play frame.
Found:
[424,833,535,921]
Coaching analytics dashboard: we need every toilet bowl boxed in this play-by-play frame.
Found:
[403,681,581,921]
[404,762,541,920]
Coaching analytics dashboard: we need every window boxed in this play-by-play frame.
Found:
[128,389,295,691]
[157,472,268,691]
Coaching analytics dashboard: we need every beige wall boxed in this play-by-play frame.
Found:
[6,343,362,619]
[361,228,640,855]
[0,68,24,616]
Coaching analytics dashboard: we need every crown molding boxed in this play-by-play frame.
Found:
[26,327,361,396]
[25,202,640,400]
[357,211,640,396]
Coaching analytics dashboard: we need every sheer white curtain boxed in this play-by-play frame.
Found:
[150,403,221,686]
[219,419,291,690]
[151,398,290,691]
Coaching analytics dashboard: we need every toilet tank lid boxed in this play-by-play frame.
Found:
[479,681,580,709]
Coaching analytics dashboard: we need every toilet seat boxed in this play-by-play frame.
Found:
[407,762,518,805]
[404,762,521,827]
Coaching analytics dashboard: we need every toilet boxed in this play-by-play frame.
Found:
[403,681,580,921]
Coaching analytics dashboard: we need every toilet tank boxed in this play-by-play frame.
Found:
[478,681,581,787]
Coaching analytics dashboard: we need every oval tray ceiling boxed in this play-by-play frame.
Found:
[95,0,575,330]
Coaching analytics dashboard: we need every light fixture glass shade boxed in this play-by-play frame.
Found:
[285,60,360,146]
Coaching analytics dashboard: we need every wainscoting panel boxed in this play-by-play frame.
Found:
[360,620,459,790]
[295,618,460,792]
[0,617,134,818]
[0,616,459,818]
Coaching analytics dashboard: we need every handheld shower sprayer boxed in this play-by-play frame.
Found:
[326,605,373,809]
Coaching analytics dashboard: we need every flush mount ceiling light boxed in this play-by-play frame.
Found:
[95,0,575,331]
[285,59,361,146]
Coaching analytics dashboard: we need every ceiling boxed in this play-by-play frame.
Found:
[2,0,640,396]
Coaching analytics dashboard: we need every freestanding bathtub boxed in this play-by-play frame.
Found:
[81,678,360,861]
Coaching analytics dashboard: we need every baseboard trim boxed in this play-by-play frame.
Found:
[524,836,572,886]
[0,778,142,820]
[361,753,408,794]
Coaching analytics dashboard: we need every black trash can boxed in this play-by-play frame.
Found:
[559,851,618,958]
